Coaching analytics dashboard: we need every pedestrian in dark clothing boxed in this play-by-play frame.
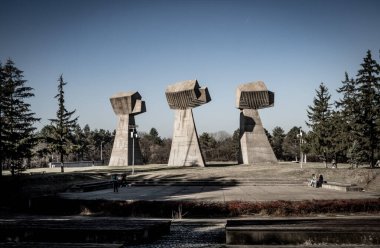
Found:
[317,174,324,188]
[112,174,119,193]
[120,174,127,187]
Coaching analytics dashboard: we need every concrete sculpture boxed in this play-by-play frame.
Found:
[236,81,277,164]
[109,91,146,166]
[166,80,211,166]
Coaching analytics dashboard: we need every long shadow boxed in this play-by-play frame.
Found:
[205,162,239,168]
[62,172,242,202]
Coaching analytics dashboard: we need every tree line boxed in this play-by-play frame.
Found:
[1,50,379,175]
[306,50,380,168]
[0,59,109,175]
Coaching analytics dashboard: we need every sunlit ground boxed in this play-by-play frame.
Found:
[3,162,379,191]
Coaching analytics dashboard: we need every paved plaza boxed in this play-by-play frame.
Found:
[60,184,379,202]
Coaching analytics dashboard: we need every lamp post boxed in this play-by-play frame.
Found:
[100,141,104,164]
[129,125,138,175]
[297,127,303,168]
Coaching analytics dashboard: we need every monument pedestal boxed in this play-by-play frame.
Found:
[109,91,145,166]
[239,109,277,164]
[168,109,205,166]
[109,115,143,166]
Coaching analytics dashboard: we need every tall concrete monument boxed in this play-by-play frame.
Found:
[109,91,146,166]
[166,80,211,166]
[236,81,277,164]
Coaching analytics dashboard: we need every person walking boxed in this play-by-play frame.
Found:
[112,174,119,193]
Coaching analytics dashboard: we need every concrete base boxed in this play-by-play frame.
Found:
[109,115,143,166]
[322,182,363,192]
[226,218,380,245]
[239,109,277,164]
[168,109,205,166]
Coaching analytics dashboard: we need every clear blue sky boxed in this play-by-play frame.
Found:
[1,0,379,137]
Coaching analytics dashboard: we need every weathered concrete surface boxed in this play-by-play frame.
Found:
[109,92,145,166]
[236,81,274,109]
[226,217,380,245]
[239,109,277,164]
[322,181,364,191]
[165,80,211,109]
[166,80,211,166]
[168,109,205,166]
[236,81,277,164]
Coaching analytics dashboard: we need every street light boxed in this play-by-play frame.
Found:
[129,125,138,175]
[100,141,104,164]
[297,127,303,168]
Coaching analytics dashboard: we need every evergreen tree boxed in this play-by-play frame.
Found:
[139,128,169,164]
[306,83,333,167]
[347,140,361,168]
[264,128,273,146]
[49,75,78,172]
[0,59,40,175]
[71,124,86,161]
[149,127,162,145]
[232,128,241,162]
[36,124,57,164]
[199,132,217,161]
[272,126,285,160]
[335,72,358,162]
[329,110,345,165]
[354,50,380,167]
[282,126,301,161]
[82,124,94,160]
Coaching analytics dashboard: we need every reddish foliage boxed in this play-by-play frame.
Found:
[30,197,380,217]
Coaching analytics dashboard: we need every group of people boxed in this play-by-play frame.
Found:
[111,174,128,193]
[309,173,324,188]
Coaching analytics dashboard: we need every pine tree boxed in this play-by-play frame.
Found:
[199,132,217,161]
[354,50,380,167]
[149,127,162,145]
[282,126,301,161]
[71,124,86,161]
[335,72,358,162]
[49,75,78,172]
[232,128,240,162]
[306,83,333,167]
[0,59,40,175]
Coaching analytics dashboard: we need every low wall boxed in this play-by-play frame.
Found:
[226,218,380,245]
[49,161,104,168]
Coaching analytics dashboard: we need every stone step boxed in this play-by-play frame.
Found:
[0,242,122,248]
[226,217,380,245]
[321,182,363,192]
[0,217,171,245]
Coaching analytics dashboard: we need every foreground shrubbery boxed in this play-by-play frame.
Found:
[30,197,380,218]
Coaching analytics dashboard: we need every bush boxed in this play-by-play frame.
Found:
[29,197,380,217]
